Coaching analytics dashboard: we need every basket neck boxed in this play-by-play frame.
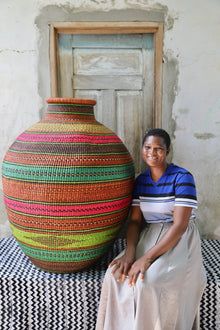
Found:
[44,101,95,122]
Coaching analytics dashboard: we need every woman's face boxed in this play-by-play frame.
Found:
[142,135,168,168]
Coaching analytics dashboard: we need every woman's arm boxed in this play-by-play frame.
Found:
[125,206,143,255]
[128,206,192,285]
[109,206,142,281]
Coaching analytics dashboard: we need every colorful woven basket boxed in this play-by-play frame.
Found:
[2,98,135,273]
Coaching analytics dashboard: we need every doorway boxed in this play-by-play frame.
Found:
[49,22,163,172]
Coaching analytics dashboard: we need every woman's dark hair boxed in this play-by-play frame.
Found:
[142,128,171,149]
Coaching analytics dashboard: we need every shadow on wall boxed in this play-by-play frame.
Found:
[0,188,12,238]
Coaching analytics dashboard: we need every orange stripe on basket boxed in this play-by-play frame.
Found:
[8,208,128,230]
[3,177,134,203]
[4,151,132,167]
[17,133,121,144]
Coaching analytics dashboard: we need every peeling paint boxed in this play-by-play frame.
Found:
[178,108,189,114]
[194,133,215,140]
[173,122,185,132]
[162,50,179,142]
[0,49,35,53]
[165,14,174,30]
[165,9,178,30]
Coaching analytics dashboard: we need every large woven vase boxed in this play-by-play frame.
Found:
[2,98,135,273]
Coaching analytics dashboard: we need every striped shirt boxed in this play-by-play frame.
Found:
[132,163,197,223]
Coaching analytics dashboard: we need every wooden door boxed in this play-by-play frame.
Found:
[58,34,154,173]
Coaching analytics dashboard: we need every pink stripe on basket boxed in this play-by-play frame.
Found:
[17,133,121,144]
[4,197,131,217]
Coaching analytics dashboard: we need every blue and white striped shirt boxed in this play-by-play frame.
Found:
[132,163,197,223]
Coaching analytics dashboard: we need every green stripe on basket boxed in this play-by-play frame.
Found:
[18,241,111,262]
[11,224,119,249]
[2,162,134,182]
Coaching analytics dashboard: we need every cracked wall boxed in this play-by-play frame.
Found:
[0,0,220,239]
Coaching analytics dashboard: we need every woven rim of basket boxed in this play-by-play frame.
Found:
[47,98,96,105]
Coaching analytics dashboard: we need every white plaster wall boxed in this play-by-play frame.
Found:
[0,1,42,237]
[0,0,219,238]
[159,0,220,238]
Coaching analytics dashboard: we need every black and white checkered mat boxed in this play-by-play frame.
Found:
[0,237,219,329]
[200,240,220,329]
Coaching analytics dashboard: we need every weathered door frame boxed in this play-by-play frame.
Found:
[49,22,163,127]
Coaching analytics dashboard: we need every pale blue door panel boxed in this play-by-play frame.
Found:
[57,33,154,172]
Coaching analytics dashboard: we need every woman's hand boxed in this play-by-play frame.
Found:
[109,252,135,283]
[109,206,142,284]
[128,255,152,286]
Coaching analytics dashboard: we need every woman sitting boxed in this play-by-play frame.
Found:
[96,128,207,330]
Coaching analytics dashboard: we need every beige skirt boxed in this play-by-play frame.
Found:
[95,220,207,330]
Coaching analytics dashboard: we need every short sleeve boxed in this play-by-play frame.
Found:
[131,177,141,207]
[174,172,197,209]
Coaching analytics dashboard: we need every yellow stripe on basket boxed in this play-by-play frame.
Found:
[11,224,119,249]
[28,123,112,134]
